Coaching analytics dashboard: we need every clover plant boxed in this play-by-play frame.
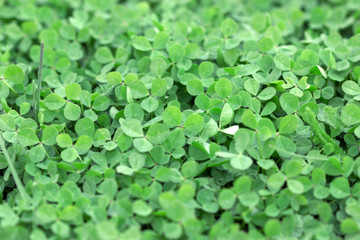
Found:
[1,0,360,239]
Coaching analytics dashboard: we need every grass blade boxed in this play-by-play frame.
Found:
[0,133,31,201]
[34,42,44,122]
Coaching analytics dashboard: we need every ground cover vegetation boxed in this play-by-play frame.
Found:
[1,0,360,239]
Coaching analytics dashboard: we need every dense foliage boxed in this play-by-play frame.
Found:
[1,0,360,239]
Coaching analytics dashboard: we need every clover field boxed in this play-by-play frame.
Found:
[1,0,360,239]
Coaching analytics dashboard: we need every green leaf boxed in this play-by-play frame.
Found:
[133,138,153,152]
[292,60,313,76]
[28,144,46,164]
[181,161,198,178]
[215,78,232,98]
[128,80,149,99]
[300,49,319,66]
[283,159,303,178]
[41,126,58,146]
[258,87,276,101]
[132,36,152,51]
[64,102,81,121]
[29,144,46,163]
[186,79,203,96]
[274,54,291,71]
[341,104,360,125]
[20,102,30,115]
[199,61,214,78]
[95,46,113,64]
[39,29,58,48]
[120,118,143,137]
[98,179,117,199]
[220,103,234,127]
[239,192,259,208]
[133,200,152,217]
[264,219,281,237]
[218,189,236,209]
[36,204,57,224]
[268,172,286,191]
[59,206,83,225]
[150,57,167,77]
[184,113,204,134]
[237,64,260,76]
[275,135,295,158]
[317,202,332,222]
[342,80,360,96]
[0,81,9,99]
[340,218,358,234]
[44,93,66,110]
[96,221,119,240]
[279,115,298,135]
[230,155,253,170]
[258,37,274,52]
[116,165,134,176]
[244,79,260,96]
[74,135,92,154]
[5,65,25,84]
[287,179,304,194]
[107,71,122,86]
[234,129,250,153]
[156,167,172,182]
[330,177,350,199]
[220,18,238,37]
[164,222,182,239]
[0,114,15,132]
[65,83,81,100]
[124,103,144,121]
[146,123,169,144]
[17,128,39,146]
[151,78,167,97]
[129,152,145,171]
[242,109,257,129]
[56,133,73,148]
[92,95,109,111]
[0,204,18,226]
[141,96,159,113]
[169,43,185,62]
[280,93,299,114]
[61,148,78,162]
[75,117,95,136]
[178,184,195,202]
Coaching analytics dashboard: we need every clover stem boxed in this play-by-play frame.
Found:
[34,42,44,122]
[256,132,263,159]
[77,153,83,162]
[42,144,50,158]
[269,144,329,161]
[0,133,31,201]
[2,79,16,94]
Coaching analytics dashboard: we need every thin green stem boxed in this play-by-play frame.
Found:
[269,144,329,161]
[41,143,50,158]
[34,42,44,122]
[32,79,35,114]
[2,79,16,94]
[304,107,340,154]
[77,153,83,162]
[0,133,31,201]
[256,132,263,159]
